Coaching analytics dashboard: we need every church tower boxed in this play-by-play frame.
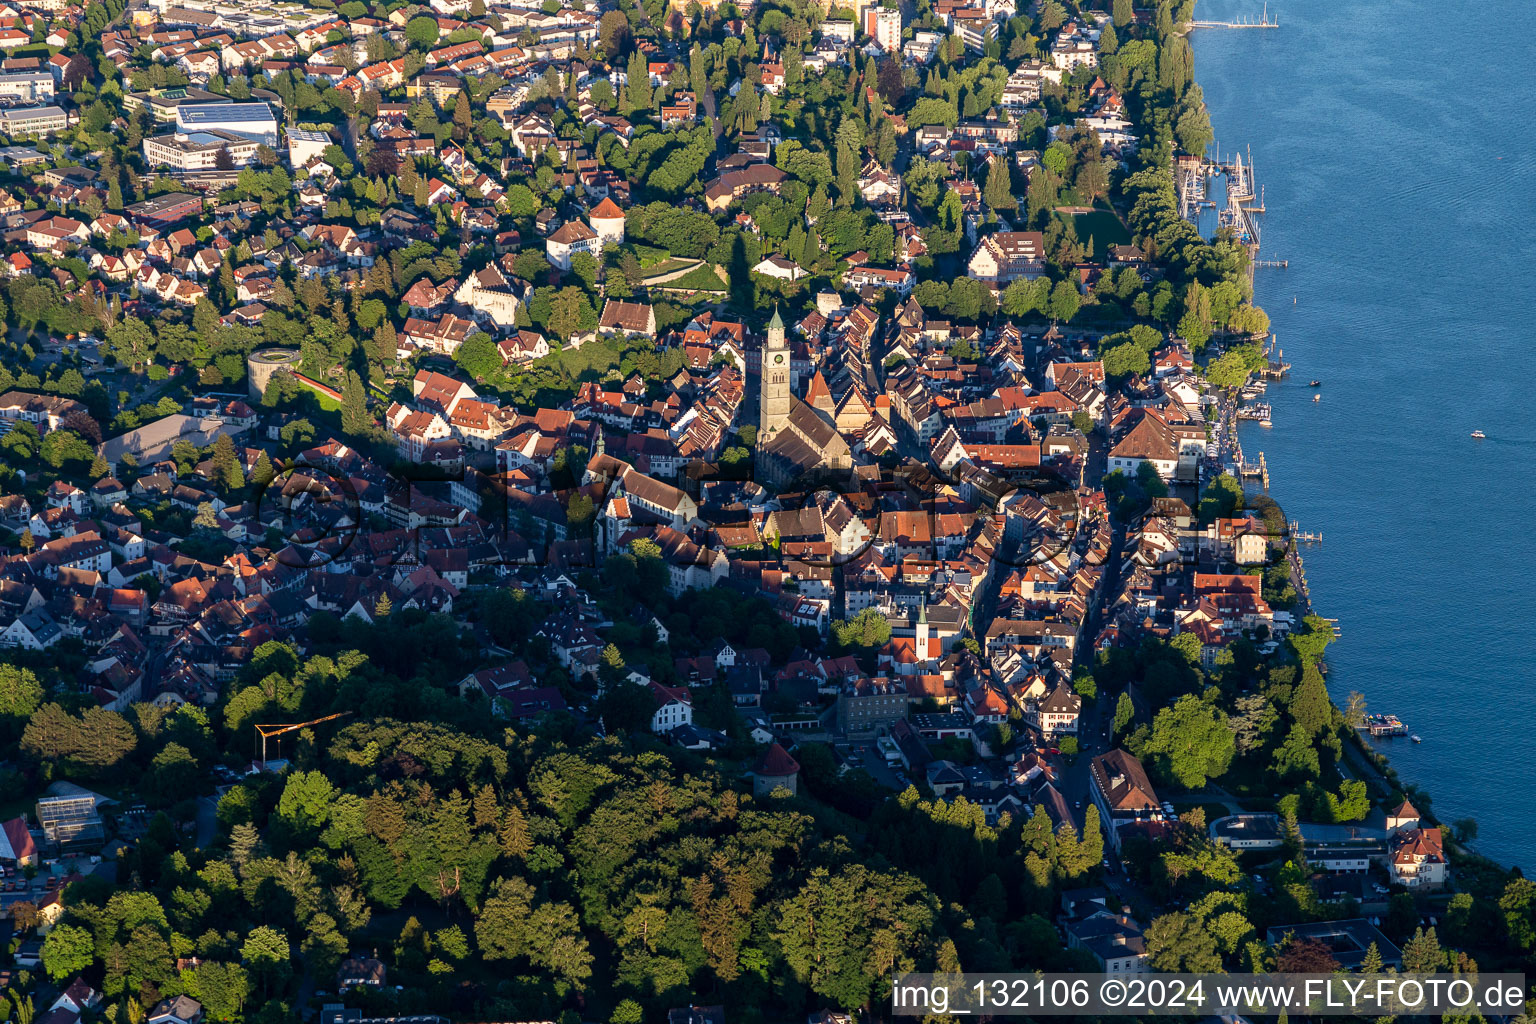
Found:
[759,307,791,439]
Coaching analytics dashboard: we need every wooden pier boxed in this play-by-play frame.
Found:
[1289,520,1321,543]
[1254,258,1288,268]
[1257,336,1289,378]
[1236,403,1272,421]
[1238,451,1269,487]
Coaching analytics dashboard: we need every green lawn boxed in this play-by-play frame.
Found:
[1055,206,1132,262]
[653,264,728,292]
[633,245,673,268]
[1171,800,1232,824]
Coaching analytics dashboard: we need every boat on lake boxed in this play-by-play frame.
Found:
[1308,379,1322,387]
[1312,394,1320,402]
[1411,734,1422,743]
[1471,430,1486,439]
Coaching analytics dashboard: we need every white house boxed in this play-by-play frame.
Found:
[545,219,600,270]
[648,681,693,734]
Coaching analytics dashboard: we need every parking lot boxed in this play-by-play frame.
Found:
[0,871,64,911]
[838,742,909,790]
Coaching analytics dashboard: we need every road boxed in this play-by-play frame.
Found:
[194,795,219,848]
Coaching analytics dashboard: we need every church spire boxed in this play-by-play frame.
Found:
[760,304,791,439]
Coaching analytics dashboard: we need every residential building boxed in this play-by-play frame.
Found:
[967,231,1047,287]
[1088,749,1161,852]
[864,6,901,49]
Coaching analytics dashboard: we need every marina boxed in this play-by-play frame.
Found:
[1189,4,1280,29]
[1195,0,1536,868]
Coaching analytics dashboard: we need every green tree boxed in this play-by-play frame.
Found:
[277,770,336,835]
[210,433,244,491]
[1205,349,1251,389]
[831,608,892,651]
[192,961,250,1021]
[776,864,937,1008]
[242,927,291,992]
[1146,912,1221,972]
[0,664,44,720]
[546,287,591,341]
[341,370,370,434]
[1048,280,1081,322]
[1169,631,1203,666]
[1500,877,1536,952]
[1290,662,1333,737]
[1359,940,1384,974]
[41,923,94,980]
[1145,695,1235,789]
[1101,341,1150,380]
[404,15,439,47]
[1327,779,1370,823]
[1400,927,1444,973]
[453,332,503,380]
[983,155,1014,211]
[1113,691,1135,736]
[626,50,652,114]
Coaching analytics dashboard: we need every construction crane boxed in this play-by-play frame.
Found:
[253,711,353,765]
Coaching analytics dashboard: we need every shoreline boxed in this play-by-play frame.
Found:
[1194,46,1510,878]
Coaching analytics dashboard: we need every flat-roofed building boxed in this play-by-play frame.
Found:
[286,127,330,167]
[175,101,278,145]
[0,72,54,104]
[144,128,261,170]
[0,104,67,136]
[125,192,204,229]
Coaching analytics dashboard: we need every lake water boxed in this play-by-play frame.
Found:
[1191,0,1536,868]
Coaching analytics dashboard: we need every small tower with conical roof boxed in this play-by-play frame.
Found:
[760,306,790,439]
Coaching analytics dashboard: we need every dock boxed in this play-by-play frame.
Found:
[1288,520,1322,543]
[1238,450,1269,487]
[1237,402,1272,421]
[1258,336,1289,378]
[1213,149,1264,248]
[1363,714,1408,738]
[1190,3,1278,28]
[1253,258,1288,268]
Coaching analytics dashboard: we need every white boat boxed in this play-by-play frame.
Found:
[1411,735,1422,743]
[1312,394,1320,402]
[1470,430,1485,439]
[1260,419,1272,428]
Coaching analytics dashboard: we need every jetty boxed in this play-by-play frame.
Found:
[1289,520,1322,543]
[1258,336,1290,378]
[1237,402,1272,421]
[1238,451,1269,487]
[1190,3,1278,28]
[1253,258,1288,268]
